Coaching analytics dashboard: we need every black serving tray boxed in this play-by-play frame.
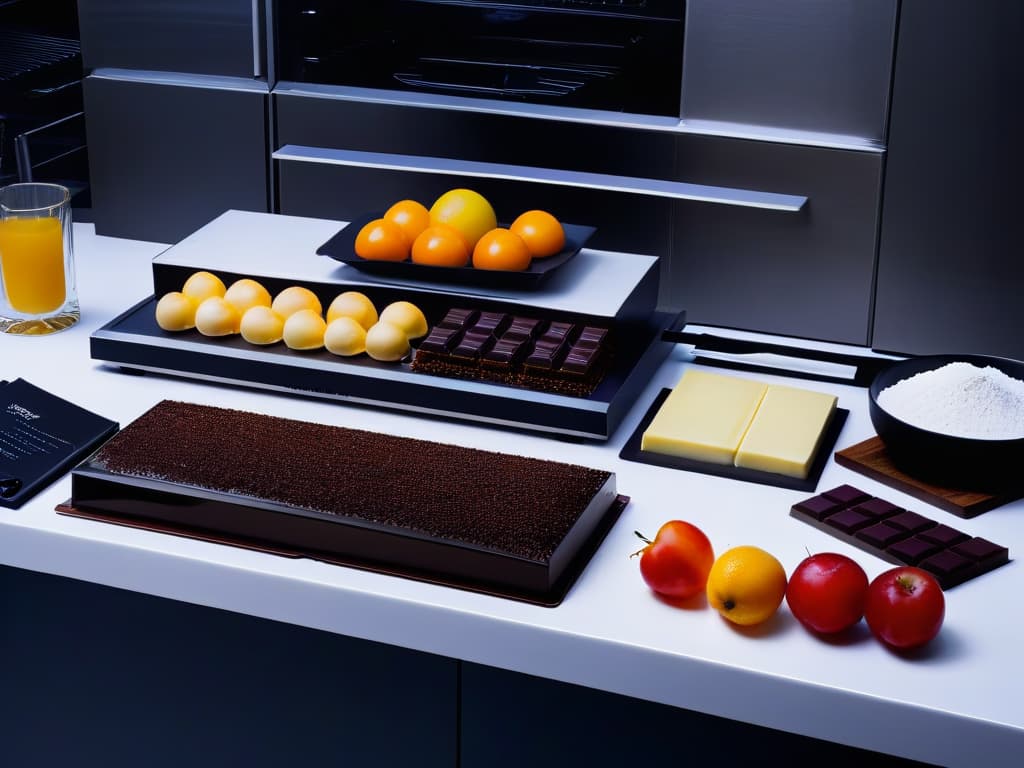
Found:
[619,388,849,492]
[63,463,627,606]
[317,212,596,290]
[91,294,675,441]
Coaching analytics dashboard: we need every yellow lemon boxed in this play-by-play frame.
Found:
[429,188,497,250]
[182,271,226,303]
[706,546,788,626]
[326,291,378,330]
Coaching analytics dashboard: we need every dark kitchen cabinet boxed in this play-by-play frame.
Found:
[84,73,269,243]
[77,0,261,78]
[872,0,1023,358]
[0,565,458,768]
[458,662,929,767]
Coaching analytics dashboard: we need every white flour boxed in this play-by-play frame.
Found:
[877,362,1024,440]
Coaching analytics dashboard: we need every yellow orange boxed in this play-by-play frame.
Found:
[706,546,788,626]
[429,188,497,250]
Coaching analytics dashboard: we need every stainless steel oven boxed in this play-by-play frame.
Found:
[276,0,685,118]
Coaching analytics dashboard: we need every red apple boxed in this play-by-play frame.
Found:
[634,521,714,599]
[865,566,945,649]
[786,552,869,634]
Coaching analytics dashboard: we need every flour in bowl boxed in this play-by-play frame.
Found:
[877,362,1024,439]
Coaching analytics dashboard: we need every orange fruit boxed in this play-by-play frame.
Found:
[429,188,497,250]
[411,224,470,267]
[384,199,430,245]
[510,210,565,258]
[472,228,532,272]
[354,218,410,262]
[706,546,788,626]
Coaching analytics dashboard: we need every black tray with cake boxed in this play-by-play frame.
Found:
[90,210,674,440]
[62,401,628,605]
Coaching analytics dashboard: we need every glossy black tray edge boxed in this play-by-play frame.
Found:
[317,212,596,290]
[619,388,850,492]
[61,464,628,607]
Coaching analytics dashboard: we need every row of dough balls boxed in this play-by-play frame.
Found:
[155,271,427,361]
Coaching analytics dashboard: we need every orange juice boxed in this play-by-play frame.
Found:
[0,216,66,314]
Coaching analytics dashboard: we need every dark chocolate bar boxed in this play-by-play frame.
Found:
[412,308,611,397]
[791,484,1010,589]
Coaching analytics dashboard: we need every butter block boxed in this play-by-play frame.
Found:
[641,370,768,464]
[735,384,838,478]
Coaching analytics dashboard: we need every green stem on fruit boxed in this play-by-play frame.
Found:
[630,530,652,559]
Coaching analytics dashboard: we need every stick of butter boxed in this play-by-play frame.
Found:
[734,384,837,478]
[641,370,767,464]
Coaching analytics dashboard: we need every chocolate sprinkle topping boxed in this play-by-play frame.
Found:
[93,401,612,562]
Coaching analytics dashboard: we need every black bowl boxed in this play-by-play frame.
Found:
[869,354,1024,492]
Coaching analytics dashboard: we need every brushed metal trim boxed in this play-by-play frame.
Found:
[272,145,807,211]
[91,328,606,412]
[272,82,884,152]
[90,68,271,94]
[251,0,262,77]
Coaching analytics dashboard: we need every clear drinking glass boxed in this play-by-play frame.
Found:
[0,183,79,335]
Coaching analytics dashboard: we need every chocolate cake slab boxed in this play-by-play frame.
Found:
[68,401,623,603]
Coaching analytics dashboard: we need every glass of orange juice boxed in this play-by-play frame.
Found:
[0,183,79,335]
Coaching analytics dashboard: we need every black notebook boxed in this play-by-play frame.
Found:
[0,378,119,508]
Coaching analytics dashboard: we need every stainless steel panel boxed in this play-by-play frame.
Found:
[873,0,1024,358]
[78,0,258,77]
[668,137,884,345]
[84,74,269,242]
[682,0,897,144]
[273,145,807,211]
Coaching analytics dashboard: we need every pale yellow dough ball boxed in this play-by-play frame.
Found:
[224,278,272,314]
[379,301,428,339]
[324,316,368,356]
[283,308,327,350]
[240,305,285,345]
[195,296,241,336]
[272,285,322,319]
[326,291,378,330]
[155,291,198,331]
[365,321,411,362]
[182,271,226,303]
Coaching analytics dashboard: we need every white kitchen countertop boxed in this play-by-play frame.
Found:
[2,221,1020,766]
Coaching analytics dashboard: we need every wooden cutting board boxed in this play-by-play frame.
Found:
[834,436,1024,518]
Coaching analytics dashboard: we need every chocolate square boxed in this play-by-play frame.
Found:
[856,522,909,549]
[853,497,903,520]
[824,508,873,534]
[920,549,976,580]
[793,495,844,521]
[887,536,941,565]
[822,485,871,507]
[886,510,935,534]
[918,524,970,548]
[952,537,1010,564]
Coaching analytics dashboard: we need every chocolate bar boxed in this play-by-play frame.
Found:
[791,484,1010,589]
[412,308,611,397]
